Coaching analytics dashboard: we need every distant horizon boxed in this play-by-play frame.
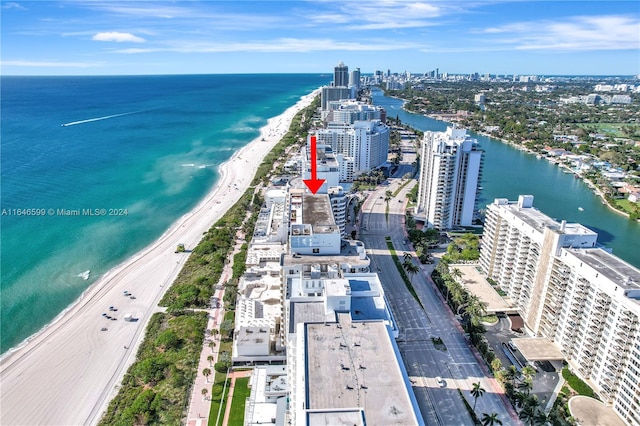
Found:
[1,1,638,76]
[2,72,639,78]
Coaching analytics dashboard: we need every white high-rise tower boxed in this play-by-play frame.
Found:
[416,125,483,229]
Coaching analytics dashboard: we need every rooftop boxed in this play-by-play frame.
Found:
[304,314,418,425]
[289,301,335,334]
[302,194,337,234]
[282,240,369,268]
[564,247,640,292]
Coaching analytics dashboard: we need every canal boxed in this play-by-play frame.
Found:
[372,89,640,268]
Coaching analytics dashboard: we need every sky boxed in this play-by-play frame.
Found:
[1,0,639,76]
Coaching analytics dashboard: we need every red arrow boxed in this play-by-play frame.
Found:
[303,135,325,194]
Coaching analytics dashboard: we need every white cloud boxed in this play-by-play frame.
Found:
[1,60,102,68]
[305,1,449,30]
[92,32,146,43]
[2,2,27,10]
[112,37,424,54]
[478,15,640,51]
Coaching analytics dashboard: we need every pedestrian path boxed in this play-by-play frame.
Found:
[185,234,244,426]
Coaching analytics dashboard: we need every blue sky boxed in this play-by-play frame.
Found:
[2,1,639,76]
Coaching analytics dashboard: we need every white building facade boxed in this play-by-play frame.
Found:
[480,196,640,426]
[416,125,483,229]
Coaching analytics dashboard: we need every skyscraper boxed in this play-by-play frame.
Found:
[349,67,361,90]
[416,125,483,229]
[333,61,348,87]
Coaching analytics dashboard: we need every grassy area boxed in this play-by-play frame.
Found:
[481,315,499,324]
[208,372,231,426]
[578,122,630,138]
[385,238,424,310]
[562,367,595,398]
[392,177,416,197]
[99,311,208,425]
[227,377,251,425]
[613,198,639,217]
[431,337,447,351]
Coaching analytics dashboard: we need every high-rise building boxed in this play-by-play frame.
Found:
[321,86,352,110]
[349,67,361,90]
[415,125,483,229]
[334,61,349,87]
[315,119,389,178]
[480,196,640,426]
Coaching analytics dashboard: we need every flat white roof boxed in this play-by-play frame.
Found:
[304,315,418,425]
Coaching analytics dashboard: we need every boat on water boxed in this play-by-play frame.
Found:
[578,207,584,212]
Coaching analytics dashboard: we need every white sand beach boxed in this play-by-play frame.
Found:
[0,89,319,425]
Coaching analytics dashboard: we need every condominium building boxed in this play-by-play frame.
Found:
[326,100,385,125]
[480,196,640,425]
[314,120,389,179]
[415,125,483,229]
[349,67,361,90]
[320,86,352,111]
[334,61,349,87]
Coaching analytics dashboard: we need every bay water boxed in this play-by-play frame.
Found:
[372,89,640,268]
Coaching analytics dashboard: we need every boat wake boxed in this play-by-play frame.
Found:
[77,270,91,280]
[61,109,154,127]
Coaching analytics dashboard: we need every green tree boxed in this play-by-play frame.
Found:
[207,354,214,366]
[471,381,486,412]
[201,388,208,401]
[202,367,212,383]
[403,260,420,285]
[220,319,234,340]
[481,412,503,426]
[519,404,537,426]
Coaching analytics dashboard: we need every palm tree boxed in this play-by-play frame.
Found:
[450,267,463,282]
[518,404,537,426]
[207,354,214,366]
[471,381,486,412]
[208,340,216,353]
[534,409,551,425]
[384,190,393,204]
[521,365,537,382]
[403,260,420,285]
[403,252,413,263]
[201,388,208,401]
[505,365,518,386]
[491,358,502,374]
[202,368,212,383]
[481,412,503,426]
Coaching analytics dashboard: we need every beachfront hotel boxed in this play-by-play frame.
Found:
[479,195,640,425]
[415,125,483,229]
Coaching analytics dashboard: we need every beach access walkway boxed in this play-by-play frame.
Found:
[185,231,245,426]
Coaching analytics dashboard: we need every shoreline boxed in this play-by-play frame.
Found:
[0,88,320,425]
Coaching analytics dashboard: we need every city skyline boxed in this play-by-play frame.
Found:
[1,0,639,76]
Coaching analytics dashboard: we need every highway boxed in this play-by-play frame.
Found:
[357,154,515,424]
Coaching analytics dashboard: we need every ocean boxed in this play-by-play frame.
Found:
[0,74,328,354]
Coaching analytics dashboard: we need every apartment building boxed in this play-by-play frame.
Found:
[480,196,640,425]
[415,125,483,229]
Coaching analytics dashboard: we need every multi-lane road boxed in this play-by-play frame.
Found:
[358,160,516,425]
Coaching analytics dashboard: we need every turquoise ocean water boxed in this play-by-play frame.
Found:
[0,74,327,353]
